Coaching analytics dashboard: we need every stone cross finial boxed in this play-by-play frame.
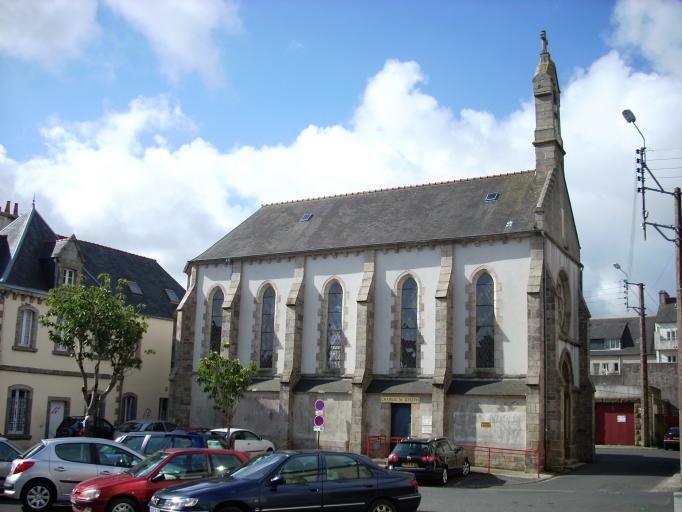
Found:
[540,30,548,53]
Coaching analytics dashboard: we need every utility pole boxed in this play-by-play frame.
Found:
[638,283,649,447]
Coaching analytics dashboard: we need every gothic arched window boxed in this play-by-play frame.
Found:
[476,272,495,368]
[400,277,418,369]
[260,286,275,368]
[326,283,343,370]
[210,290,224,353]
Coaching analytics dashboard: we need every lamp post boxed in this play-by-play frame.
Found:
[623,109,682,452]
[614,263,649,446]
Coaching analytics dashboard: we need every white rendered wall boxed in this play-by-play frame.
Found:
[453,238,532,376]
[302,254,364,375]
[373,247,442,375]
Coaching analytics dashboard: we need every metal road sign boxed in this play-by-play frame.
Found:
[315,399,325,411]
[314,415,325,427]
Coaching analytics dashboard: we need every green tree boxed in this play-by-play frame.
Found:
[196,345,256,444]
[40,273,149,437]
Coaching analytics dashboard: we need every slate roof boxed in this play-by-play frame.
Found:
[447,379,527,396]
[0,206,184,321]
[193,170,543,262]
[589,316,655,355]
[247,378,281,392]
[366,379,433,395]
[656,300,677,325]
[294,378,352,393]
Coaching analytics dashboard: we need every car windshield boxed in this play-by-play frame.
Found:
[228,453,286,481]
[670,428,679,435]
[393,443,431,456]
[58,418,83,429]
[127,451,171,477]
[117,422,143,433]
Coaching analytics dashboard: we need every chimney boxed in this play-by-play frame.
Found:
[13,203,18,216]
[4,201,9,213]
[0,201,19,230]
[660,290,670,306]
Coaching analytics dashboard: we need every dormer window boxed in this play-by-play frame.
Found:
[63,268,76,285]
[128,281,143,295]
[165,289,179,302]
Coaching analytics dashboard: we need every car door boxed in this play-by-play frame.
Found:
[240,430,265,454]
[436,440,456,472]
[260,455,322,512]
[322,454,376,512]
[446,440,462,470]
[49,442,99,499]
[94,443,141,476]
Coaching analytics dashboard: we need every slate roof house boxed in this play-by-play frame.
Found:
[0,202,184,448]
[655,291,678,363]
[169,32,594,471]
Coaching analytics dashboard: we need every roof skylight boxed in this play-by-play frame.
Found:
[300,214,313,222]
[128,281,143,295]
[485,192,499,202]
[165,288,179,302]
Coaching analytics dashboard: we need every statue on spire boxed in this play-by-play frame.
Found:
[540,30,548,54]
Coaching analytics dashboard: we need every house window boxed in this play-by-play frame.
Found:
[613,363,619,373]
[121,394,137,423]
[5,386,32,437]
[158,398,169,420]
[593,363,600,375]
[604,338,621,350]
[14,306,38,350]
[260,287,275,369]
[63,268,76,285]
[602,363,610,373]
[326,283,343,370]
[668,355,678,363]
[400,277,418,369]
[476,272,495,368]
[210,290,224,353]
[667,330,678,341]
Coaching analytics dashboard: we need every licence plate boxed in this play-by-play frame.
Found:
[150,507,160,512]
[403,462,418,468]
[674,437,679,440]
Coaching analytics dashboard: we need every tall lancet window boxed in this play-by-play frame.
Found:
[210,290,224,353]
[326,283,343,370]
[476,272,495,368]
[400,277,418,369]
[260,286,275,368]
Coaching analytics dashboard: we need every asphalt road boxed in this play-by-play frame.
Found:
[0,447,678,512]
[418,447,680,511]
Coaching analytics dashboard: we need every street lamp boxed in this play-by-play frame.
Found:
[614,262,649,446]
[622,109,682,451]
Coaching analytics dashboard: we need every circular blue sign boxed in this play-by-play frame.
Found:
[315,400,325,411]
[314,415,325,427]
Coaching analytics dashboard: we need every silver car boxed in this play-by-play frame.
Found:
[3,437,143,512]
[210,428,275,455]
[0,437,22,482]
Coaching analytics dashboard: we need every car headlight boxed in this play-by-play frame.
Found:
[168,497,199,507]
[79,489,101,499]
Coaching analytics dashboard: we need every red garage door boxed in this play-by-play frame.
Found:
[595,403,635,445]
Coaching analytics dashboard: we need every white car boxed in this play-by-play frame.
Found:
[210,428,275,455]
[3,437,143,511]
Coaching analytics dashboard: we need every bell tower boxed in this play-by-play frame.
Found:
[533,30,565,180]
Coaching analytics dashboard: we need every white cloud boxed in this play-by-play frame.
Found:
[0,0,100,70]
[2,0,681,319]
[101,0,242,86]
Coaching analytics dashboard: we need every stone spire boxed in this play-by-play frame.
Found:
[533,30,564,179]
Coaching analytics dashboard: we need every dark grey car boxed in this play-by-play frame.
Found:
[387,437,470,485]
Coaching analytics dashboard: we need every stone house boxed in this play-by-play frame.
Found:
[169,32,595,471]
[0,203,185,449]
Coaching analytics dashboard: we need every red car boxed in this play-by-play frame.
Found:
[69,448,250,512]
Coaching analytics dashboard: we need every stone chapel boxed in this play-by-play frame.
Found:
[169,32,594,471]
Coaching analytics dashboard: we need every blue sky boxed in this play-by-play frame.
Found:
[1,0,681,319]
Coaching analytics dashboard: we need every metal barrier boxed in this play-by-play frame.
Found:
[459,444,541,478]
[366,435,387,458]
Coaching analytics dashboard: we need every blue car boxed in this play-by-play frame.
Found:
[150,450,421,512]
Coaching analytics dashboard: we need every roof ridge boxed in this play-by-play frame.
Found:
[78,239,157,262]
[261,169,536,207]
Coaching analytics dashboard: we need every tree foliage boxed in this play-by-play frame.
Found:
[196,345,256,439]
[40,273,149,436]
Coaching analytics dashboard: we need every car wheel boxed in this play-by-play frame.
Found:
[367,499,396,512]
[21,479,55,512]
[440,465,448,486]
[266,448,273,452]
[107,496,139,512]
[461,459,471,476]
